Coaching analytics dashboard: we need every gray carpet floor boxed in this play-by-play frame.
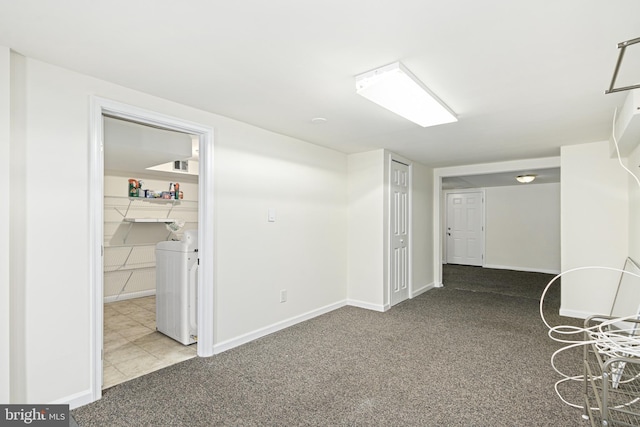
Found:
[73,265,588,426]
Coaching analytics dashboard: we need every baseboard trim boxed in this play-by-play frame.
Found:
[483,264,560,275]
[411,282,435,298]
[104,289,155,304]
[52,388,94,410]
[213,296,399,355]
[346,299,388,312]
[213,300,347,354]
[559,308,602,320]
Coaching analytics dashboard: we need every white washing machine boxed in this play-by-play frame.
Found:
[155,230,198,345]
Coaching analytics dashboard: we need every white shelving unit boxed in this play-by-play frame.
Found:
[103,195,198,301]
[583,316,640,426]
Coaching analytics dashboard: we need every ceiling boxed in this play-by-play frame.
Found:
[103,117,195,175]
[1,1,639,169]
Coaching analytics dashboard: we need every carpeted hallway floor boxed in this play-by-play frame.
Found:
[73,265,587,426]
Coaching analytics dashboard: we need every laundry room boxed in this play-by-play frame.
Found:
[101,116,200,388]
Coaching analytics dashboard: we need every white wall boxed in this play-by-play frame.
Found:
[560,141,629,317]
[9,50,27,403]
[347,150,435,310]
[213,128,348,343]
[484,183,560,273]
[411,161,435,294]
[9,55,348,405]
[627,141,640,262]
[347,150,385,309]
[0,46,10,403]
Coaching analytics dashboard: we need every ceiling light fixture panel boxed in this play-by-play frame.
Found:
[355,62,457,128]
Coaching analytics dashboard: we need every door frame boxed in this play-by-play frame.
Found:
[443,189,486,266]
[386,153,412,307]
[89,96,215,403]
[432,157,561,287]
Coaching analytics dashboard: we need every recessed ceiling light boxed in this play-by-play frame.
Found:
[311,117,328,124]
[355,61,457,127]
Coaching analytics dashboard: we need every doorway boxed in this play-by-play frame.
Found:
[433,161,560,287]
[102,117,200,388]
[89,97,215,404]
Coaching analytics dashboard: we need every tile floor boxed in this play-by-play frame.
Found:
[103,295,197,389]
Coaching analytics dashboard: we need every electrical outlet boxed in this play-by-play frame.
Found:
[280,289,287,303]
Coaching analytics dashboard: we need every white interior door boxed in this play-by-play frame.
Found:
[391,160,410,306]
[446,191,484,266]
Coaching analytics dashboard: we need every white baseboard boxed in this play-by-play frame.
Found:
[213,300,347,354]
[559,308,604,320]
[104,289,155,304]
[51,388,94,410]
[346,299,388,312]
[72,288,438,409]
[483,264,560,275]
[411,282,435,298]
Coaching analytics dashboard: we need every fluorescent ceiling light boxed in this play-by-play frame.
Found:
[355,62,457,127]
[516,174,536,183]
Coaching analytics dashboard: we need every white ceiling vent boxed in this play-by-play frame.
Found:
[612,89,640,157]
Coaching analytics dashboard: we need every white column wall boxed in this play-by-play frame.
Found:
[410,161,435,294]
[0,46,10,403]
[9,50,27,403]
[347,150,435,309]
[12,56,348,404]
[628,142,640,262]
[560,141,629,317]
[347,150,385,309]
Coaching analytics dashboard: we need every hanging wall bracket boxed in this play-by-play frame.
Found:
[605,37,640,94]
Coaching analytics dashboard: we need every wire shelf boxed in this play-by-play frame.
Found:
[103,195,198,300]
[584,317,640,427]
